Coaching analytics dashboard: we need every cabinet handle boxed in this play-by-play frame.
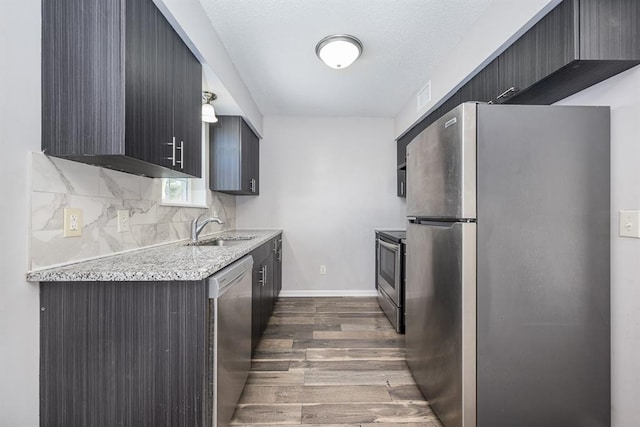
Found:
[260,265,267,286]
[277,250,281,262]
[400,181,404,195]
[176,140,184,169]
[496,86,518,101]
[166,137,176,166]
[250,178,256,193]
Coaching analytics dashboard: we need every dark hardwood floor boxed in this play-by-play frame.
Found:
[230,297,442,426]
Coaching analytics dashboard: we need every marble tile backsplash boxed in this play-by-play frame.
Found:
[30,152,236,269]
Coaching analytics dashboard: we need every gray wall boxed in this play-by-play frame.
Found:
[0,0,41,425]
[236,116,406,296]
[556,64,640,427]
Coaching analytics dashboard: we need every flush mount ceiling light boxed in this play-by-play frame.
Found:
[315,34,363,70]
[202,91,218,123]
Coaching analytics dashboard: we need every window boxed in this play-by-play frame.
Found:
[160,124,208,208]
[161,178,191,204]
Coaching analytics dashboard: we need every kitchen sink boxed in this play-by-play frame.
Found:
[192,236,255,247]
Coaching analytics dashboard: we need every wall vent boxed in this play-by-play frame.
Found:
[417,81,431,111]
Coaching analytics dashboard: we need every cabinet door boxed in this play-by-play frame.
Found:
[274,239,283,298]
[241,119,260,195]
[497,0,578,103]
[457,58,500,104]
[397,139,408,167]
[261,253,275,333]
[397,169,406,198]
[579,0,640,60]
[251,264,263,353]
[172,32,202,177]
[124,0,173,167]
[210,116,242,192]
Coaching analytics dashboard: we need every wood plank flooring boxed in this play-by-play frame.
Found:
[230,297,443,426]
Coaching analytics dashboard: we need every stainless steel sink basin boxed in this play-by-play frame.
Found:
[193,236,255,247]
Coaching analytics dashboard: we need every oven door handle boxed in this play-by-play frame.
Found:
[378,239,400,252]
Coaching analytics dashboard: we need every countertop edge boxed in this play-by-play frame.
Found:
[27,229,283,283]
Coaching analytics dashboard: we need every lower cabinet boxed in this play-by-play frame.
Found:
[39,234,284,426]
[250,234,283,352]
[40,280,209,427]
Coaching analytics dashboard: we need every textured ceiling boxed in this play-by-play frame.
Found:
[200,0,494,117]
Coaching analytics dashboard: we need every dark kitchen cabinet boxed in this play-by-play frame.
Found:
[250,235,282,352]
[273,237,283,299]
[457,58,500,104]
[395,0,640,194]
[498,0,640,104]
[210,116,260,195]
[42,0,202,178]
[397,169,406,198]
[40,280,209,426]
[496,0,578,103]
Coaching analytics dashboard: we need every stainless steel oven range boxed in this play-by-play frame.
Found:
[375,230,405,333]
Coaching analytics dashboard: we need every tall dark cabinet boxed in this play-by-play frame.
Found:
[209,116,260,195]
[42,0,202,178]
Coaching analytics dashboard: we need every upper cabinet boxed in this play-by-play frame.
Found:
[210,116,260,195]
[42,0,202,178]
[396,0,640,197]
[497,0,640,104]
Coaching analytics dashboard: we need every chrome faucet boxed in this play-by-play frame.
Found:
[191,214,224,242]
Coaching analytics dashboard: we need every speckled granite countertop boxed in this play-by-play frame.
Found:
[26,229,282,282]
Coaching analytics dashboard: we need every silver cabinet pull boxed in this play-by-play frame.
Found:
[176,140,184,169]
[166,137,176,166]
[250,178,256,193]
[400,181,404,195]
[259,265,267,287]
[497,86,518,101]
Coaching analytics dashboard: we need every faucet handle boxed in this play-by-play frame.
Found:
[192,213,205,225]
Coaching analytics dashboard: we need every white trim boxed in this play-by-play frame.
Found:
[278,289,378,298]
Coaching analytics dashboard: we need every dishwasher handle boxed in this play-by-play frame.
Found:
[208,255,254,298]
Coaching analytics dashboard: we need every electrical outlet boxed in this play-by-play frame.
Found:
[320,265,327,275]
[63,208,83,237]
[619,210,640,238]
[117,210,129,233]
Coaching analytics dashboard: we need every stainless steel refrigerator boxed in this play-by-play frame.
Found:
[405,103,610,427]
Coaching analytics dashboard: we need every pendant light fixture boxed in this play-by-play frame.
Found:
[202,91,218,123]
[315,34,363,70]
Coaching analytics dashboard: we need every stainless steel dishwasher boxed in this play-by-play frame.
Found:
[207,255,253,427]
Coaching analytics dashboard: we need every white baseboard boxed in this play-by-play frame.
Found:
[278,289,378,298]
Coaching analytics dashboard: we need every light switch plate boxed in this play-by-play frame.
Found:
[619,210,640,238]
[63,208,83,237]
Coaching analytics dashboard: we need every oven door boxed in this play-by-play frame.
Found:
[377,237,401,306]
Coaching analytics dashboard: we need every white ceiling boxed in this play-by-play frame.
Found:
[200,0,495,118]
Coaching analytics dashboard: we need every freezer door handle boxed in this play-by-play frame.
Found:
[408,218,459,228]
